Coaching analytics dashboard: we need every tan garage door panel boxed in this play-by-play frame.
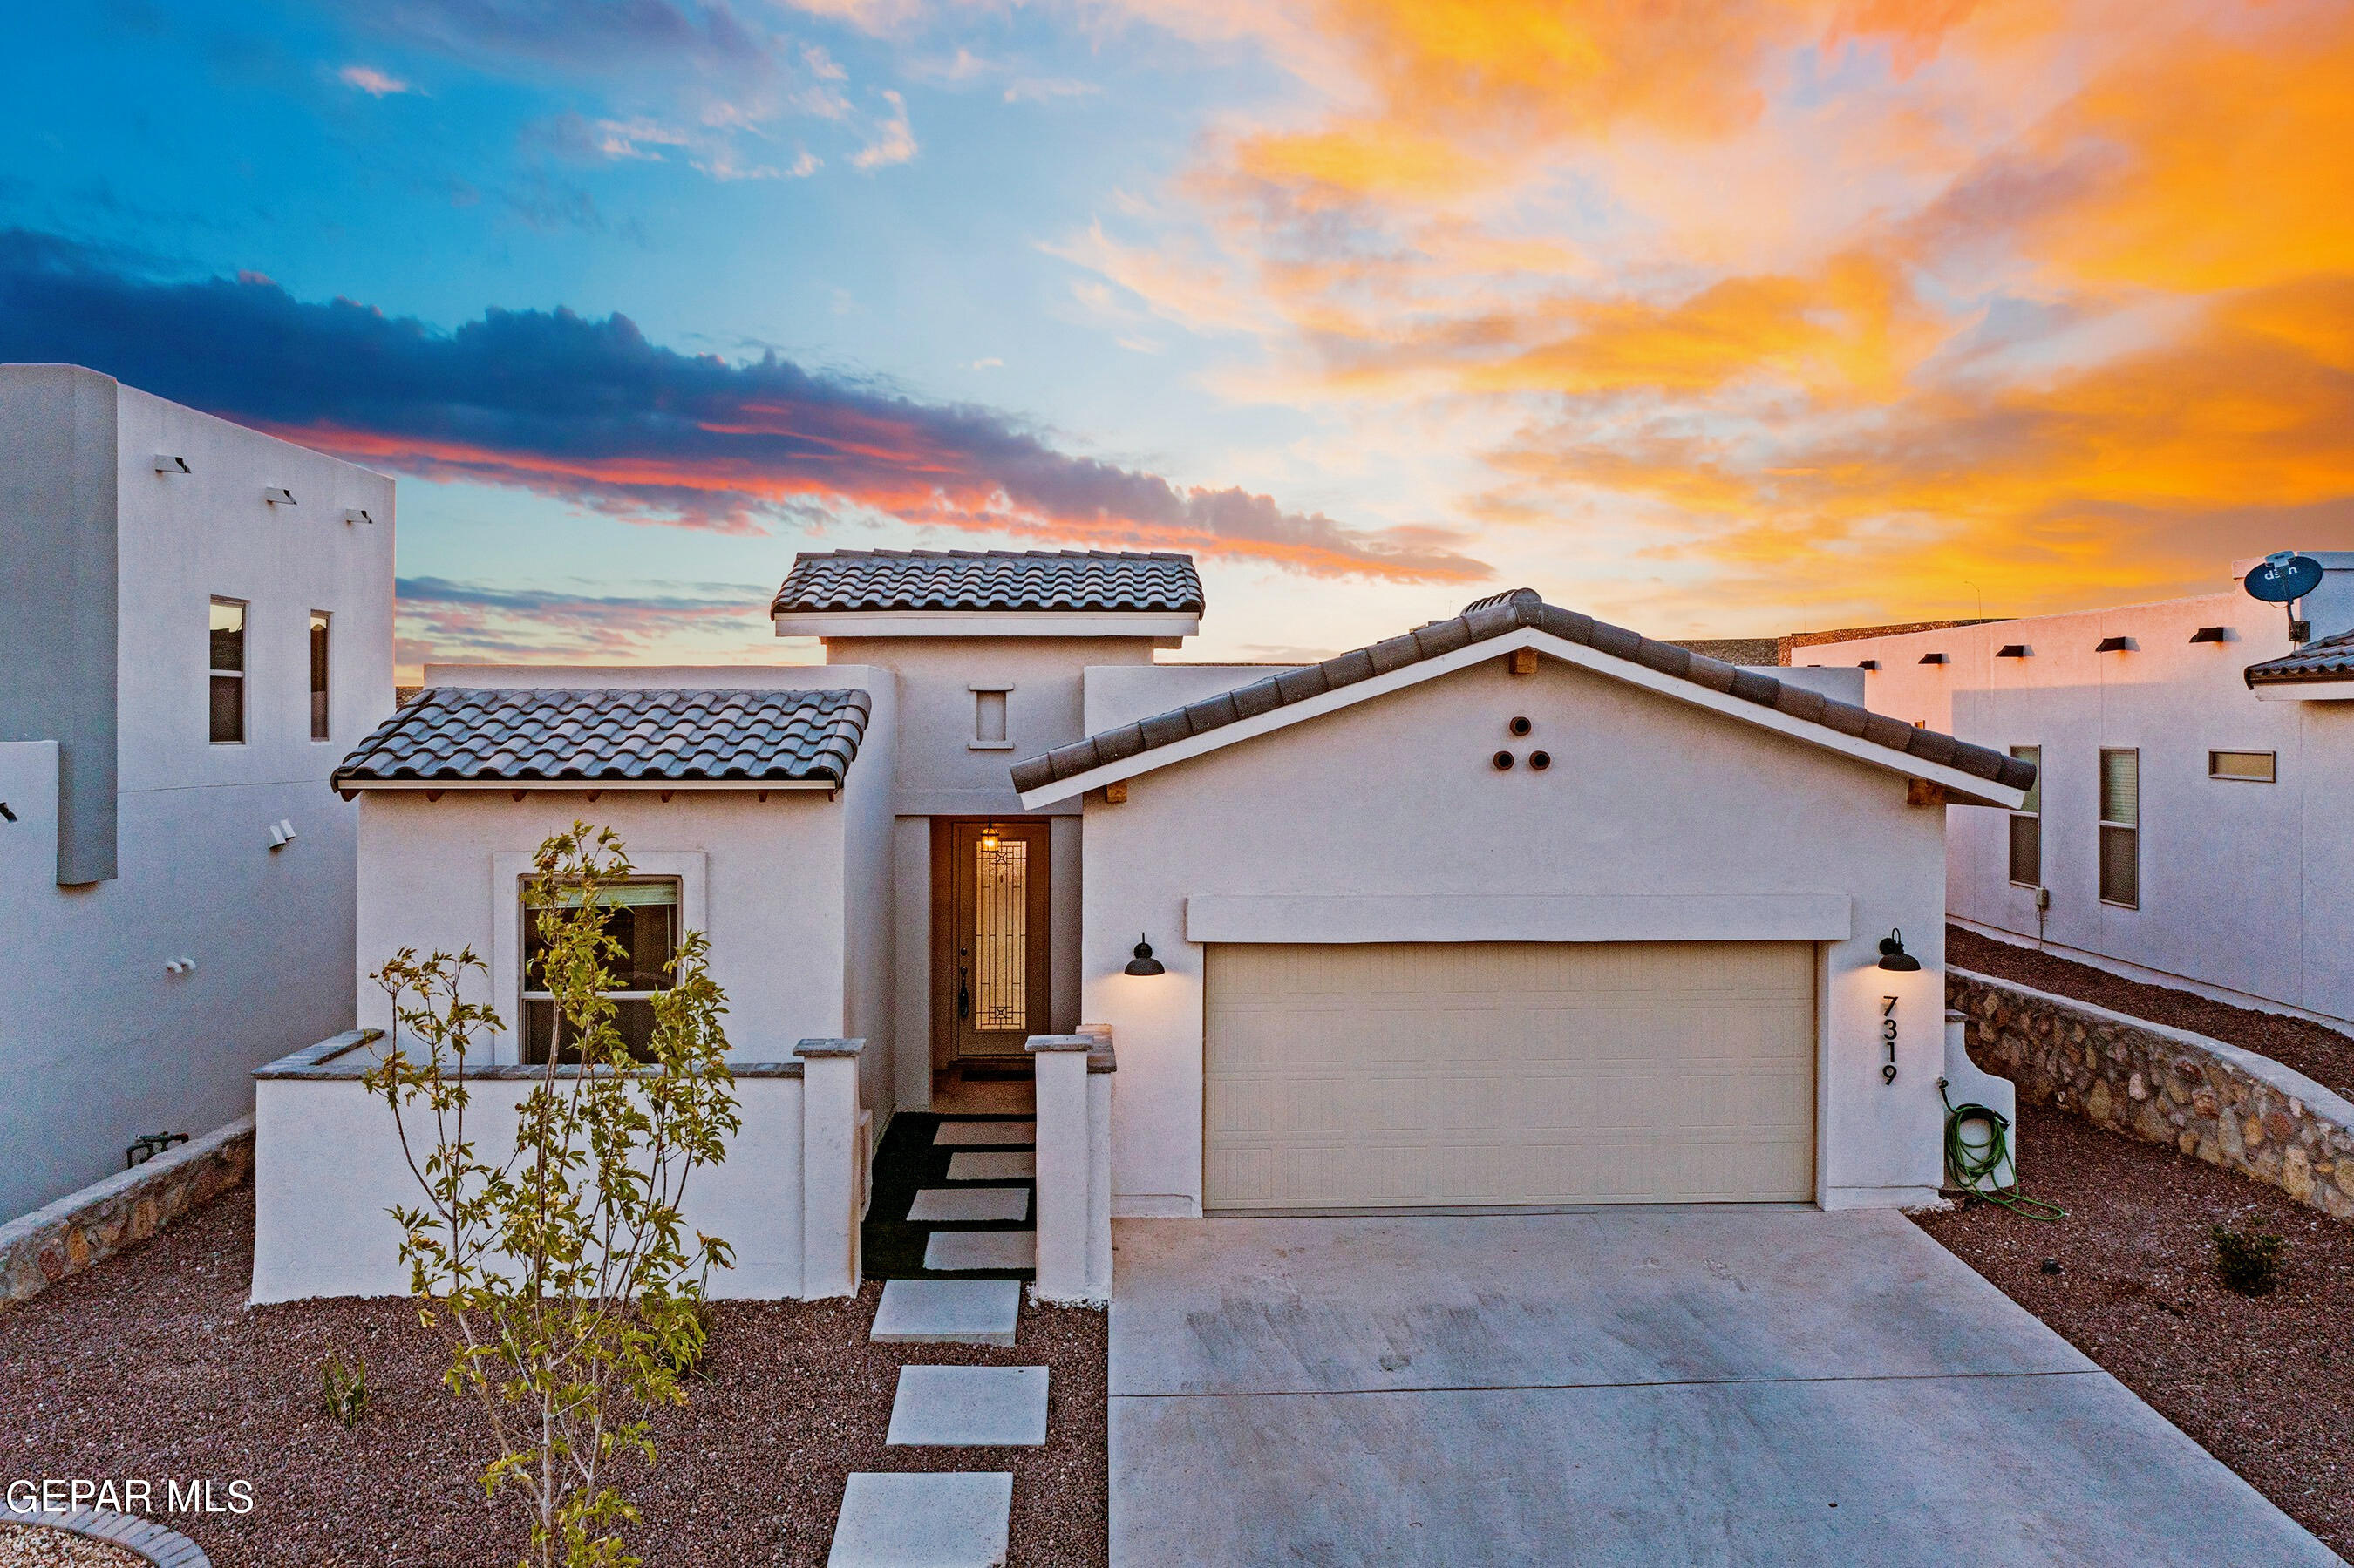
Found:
[1204,941,1815,1210]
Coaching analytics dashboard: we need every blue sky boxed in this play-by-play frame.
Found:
[6,1,2348,676]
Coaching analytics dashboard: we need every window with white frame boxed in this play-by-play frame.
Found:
[520,879,680,1064]
[2099,749,2139,908]
[2208,750,2276,783]
[309,612,331,741]
[208,598,247,743]
[2007,745,2041,886]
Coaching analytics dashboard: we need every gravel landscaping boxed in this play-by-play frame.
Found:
[1949,926,2354,1098]
[0,1526,144,1567]
[0,1188,1107,1566]
[1915,1102,2354,1557]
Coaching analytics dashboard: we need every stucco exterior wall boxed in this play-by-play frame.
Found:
[0,369,392,1224]
[1078,652,1955,1215]
[354,791,853,1065]
[1832,580,2354,1026]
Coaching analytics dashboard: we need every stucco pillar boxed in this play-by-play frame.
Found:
[1028,1031,1105,1305]
[1084,1034,1114,1302]
[796,1037,865,1300]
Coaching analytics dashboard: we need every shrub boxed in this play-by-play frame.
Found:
[2210,1225,2286,1295]
[321,1346,370,1427]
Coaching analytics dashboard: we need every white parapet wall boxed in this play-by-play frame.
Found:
[250,1031,868,1304]
[1028,1026,1113,1306]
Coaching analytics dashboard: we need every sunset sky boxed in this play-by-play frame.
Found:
[4,1,2349,676]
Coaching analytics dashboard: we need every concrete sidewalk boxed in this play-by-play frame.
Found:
[1108,1208,2337,1565]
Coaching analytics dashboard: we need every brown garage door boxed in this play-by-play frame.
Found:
[1204,941,1816,1210]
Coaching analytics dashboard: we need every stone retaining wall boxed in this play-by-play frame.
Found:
[0,1117,254,1307]
[1950,967,2354,1221]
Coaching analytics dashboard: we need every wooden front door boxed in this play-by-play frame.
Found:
[937,819,1051,1058]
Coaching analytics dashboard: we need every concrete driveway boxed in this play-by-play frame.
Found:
[1109,1208,2337,1565]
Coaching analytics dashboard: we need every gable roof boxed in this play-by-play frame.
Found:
[2244,628,2354,686]
[1010,588,2038,805]
[772,548,1203,615]
[332,688,870,790]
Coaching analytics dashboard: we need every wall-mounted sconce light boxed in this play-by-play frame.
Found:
[262,486,297,506]
[1123,933,1166,976]
[1876,928,1921,972]
[153,453,190,474]
[267,818,297,851]
[344,507,375,526]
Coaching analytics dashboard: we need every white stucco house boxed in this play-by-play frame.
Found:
[0,364,394,1225]
[253,550,2033,1301]
[1827,554,2354,1029]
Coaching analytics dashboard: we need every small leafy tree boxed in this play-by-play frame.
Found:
[365,824,740,1568]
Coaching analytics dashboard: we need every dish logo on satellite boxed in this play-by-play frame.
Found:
[7,1476,255,1515]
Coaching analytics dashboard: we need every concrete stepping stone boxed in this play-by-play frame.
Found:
[933,1120,1036,1147]
[871,1279,1021,1346]
[908,1186,1031,1224]
[947,1151,1034,1180]
[827,1471,1011,1567]
[925,1229,1036,1272]
[887,1365,1049,1447]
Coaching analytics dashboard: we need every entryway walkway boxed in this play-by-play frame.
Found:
[1109,1208,2337,1565]
[828,1103,1055,1568]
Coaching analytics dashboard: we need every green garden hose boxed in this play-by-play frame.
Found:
[1938,1078,2067,1221]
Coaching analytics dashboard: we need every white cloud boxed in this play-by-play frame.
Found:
[338,64,416,98]
[972,356,1005,369]
[850,91,917,171]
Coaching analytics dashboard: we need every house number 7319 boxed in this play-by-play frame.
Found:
[1880,996,1898,1085]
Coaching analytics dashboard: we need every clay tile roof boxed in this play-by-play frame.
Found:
[772,549,1203,615]
[1010,587,2037,797]
[332,688,870,787]
[2243,628,2354,686]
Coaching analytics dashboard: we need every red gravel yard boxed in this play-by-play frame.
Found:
[0,1190,1107,1566]
[1916,1103,2354,1557]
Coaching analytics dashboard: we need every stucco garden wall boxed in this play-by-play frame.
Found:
[1078,652,1960,1215]
[1951,968,2354,1220]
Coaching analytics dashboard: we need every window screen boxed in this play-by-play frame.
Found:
[208,599,246,743]
[520,879,680,1064]
[2099,749,2138,907]
[2208,750,2276,783]
[309,612,330,741]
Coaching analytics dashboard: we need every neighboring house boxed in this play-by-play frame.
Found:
[257,552,2031,1300]
[1825,555,2354,1028]
[0,363,394,1224]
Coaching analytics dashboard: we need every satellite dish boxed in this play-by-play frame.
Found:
[2245,551,2323,604]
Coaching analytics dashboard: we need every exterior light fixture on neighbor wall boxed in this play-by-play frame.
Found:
[1123,934,1166,976]
[1876,929,1921,972]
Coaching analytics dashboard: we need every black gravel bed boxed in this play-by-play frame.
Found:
[0,1186,1107,1566]
[863,1112,1036,1282]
